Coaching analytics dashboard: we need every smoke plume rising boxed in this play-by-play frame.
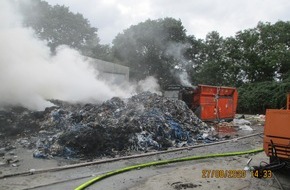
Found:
[166,42,194,87]
[0,0,160,111]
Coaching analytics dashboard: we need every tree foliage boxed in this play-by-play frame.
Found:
[113,19,290,112]
[191,21,290,113]
[18,0,112,60]
[238,80,290,114]
[112,18,189,86]
[188,21,290,86]
[191,31,229,85]
[15,1,290,113]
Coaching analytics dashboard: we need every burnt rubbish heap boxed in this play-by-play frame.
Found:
[0,92,209,158]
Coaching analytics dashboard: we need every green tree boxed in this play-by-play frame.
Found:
[258,21,290,81]
[191,31,229,85]
[238,80,290,113]
[191,21,290,87]
[112,18,189,86]
[18,0,110,59]
[222,37,245,86]
[91,44,115,62]
[234,21,290,83]
[183,35,205,85]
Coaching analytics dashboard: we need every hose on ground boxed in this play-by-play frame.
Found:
[75,148,264,190]
[0,133,263,180]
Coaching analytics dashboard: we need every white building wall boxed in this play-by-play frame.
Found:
[87,58,129,85]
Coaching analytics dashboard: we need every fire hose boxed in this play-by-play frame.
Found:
[0,133,267,190]
[75,148,264,190]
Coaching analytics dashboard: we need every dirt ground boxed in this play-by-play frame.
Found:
[127,153,289,190]
[0,115,289,190]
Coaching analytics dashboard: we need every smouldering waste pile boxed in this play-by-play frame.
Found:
[1,92,209,158]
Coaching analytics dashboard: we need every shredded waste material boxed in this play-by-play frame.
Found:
[0,92,209,158]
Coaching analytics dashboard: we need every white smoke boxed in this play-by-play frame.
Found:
[137,76,161,94]
[166,42,190,60]
[178,71,193,87]
[0,1,160,111]
[166,42,194,87]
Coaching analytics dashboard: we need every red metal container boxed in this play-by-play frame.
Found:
[164,84,238,121]
[192,85,238,121]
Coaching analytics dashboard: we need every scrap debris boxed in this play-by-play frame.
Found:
[0,92,209,158]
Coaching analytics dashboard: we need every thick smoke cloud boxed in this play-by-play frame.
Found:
[0,0,160,111]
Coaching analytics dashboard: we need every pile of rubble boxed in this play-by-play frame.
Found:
[0,92,209,158]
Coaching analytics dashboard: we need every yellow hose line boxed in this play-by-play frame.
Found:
[75,148,264,190]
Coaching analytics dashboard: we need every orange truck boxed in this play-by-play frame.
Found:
[164,84,238,121]
[264,93,290,164]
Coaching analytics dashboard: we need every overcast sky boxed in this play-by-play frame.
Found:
[45,0,290,44]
